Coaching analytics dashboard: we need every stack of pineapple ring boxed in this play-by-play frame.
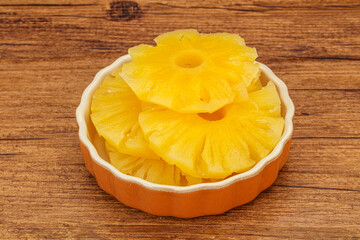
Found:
[91,29,284,186]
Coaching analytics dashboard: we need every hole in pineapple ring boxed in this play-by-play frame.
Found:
[175,51,203,68]
[198,108,226,121]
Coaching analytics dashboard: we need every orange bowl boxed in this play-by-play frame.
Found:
[76,55,295,218]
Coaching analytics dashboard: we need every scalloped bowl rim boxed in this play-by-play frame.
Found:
[76,54,295,193]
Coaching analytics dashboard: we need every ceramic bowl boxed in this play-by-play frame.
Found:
[76,54,295,218]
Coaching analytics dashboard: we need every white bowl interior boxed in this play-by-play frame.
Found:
[76,55,295,193]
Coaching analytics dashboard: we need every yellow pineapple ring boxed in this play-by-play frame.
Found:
[138,81,284,179]
[91,70,158,159]
[105,142,203,186]
[121,29,260,113]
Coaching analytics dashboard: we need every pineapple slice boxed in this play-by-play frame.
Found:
[121,29,260,113]
[91,69,157,159]
[105,142,202,186]
[247,75,263,93]
[248,81,281,116]
[138,81,284,179]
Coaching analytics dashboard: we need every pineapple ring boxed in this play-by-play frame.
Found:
[91,69,158,159]
[121,29,260,113]
[105,142,203,186]
[138,81,284,179]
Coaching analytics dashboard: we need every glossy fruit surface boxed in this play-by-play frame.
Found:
[91,70,157,159]
[139,82,284,179]
[121,29,260,113]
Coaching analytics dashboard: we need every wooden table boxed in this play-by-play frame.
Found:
[1,0,359,238]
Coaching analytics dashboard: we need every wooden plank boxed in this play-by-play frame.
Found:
[1,0,359,239]
[1,137,359,196]
[1,88,359,139]
[1,58,360,90]
[1,119,359,238]
[0,0,359,60]
[277,138,360,190]
[262,59,360,90]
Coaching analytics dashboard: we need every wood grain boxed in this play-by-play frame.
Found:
[1,0,359,239]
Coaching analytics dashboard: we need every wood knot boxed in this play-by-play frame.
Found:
[107,1,142,21]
